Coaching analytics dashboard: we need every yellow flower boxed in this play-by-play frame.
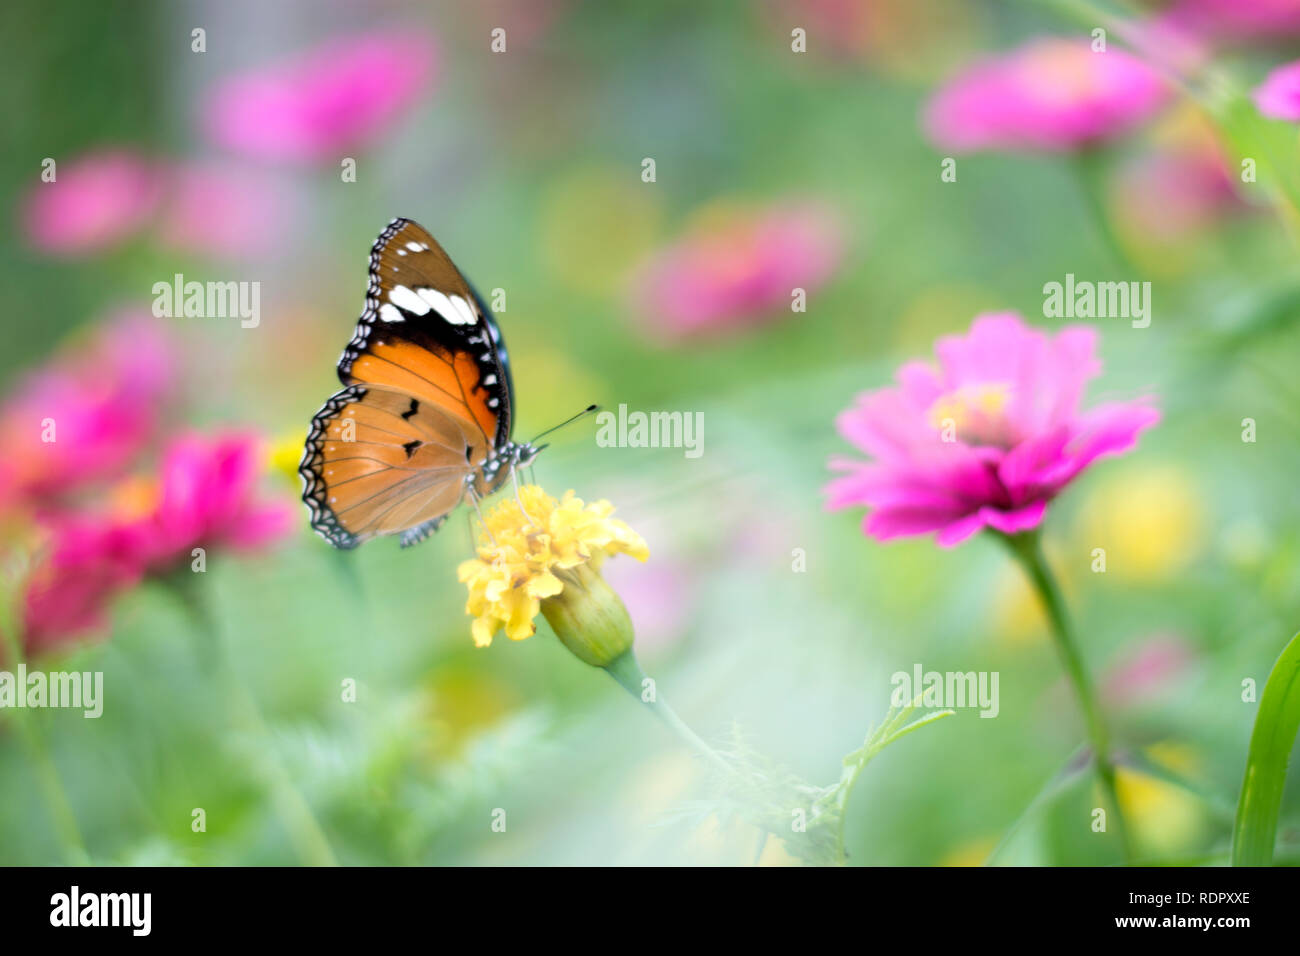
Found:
[457,485,648,663]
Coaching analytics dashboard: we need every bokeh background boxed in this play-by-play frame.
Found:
[2,0,1299,865]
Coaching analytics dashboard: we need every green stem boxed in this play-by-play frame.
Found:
[170,576,338,867]
[999,530,1135,864]
[832,762,869,865]
[0,607,90,865]
[604,650,733,777]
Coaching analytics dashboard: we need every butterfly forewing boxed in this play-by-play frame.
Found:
[341,218,511,447]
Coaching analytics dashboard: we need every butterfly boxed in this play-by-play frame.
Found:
[299,218,539,549]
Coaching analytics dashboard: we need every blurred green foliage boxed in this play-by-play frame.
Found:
[3,0,1300,865]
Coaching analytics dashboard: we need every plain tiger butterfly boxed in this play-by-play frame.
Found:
[299,217,540,549]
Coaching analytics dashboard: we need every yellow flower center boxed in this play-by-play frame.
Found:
[927,382,1012,445]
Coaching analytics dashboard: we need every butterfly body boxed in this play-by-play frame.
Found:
[300,218,536,549]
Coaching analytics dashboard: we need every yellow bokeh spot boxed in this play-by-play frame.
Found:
[990,541,1073,648]
[892,285,1002,355]
[537,166,662,296]
[422,668,516,758]
[938,835,999,867]
[1100,741,1207,857]
[1145,740,1203,778]
[1074,464,1206,582]
[1111,764,1206,857]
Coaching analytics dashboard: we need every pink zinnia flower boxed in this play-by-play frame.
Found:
[21,516,145,656]
[203,30,437,163]
[630,201,844,339]
[125,432,294,570]
[1253,60,1300,121]
[825,313,1160,546]
[0,313,175,512]
[924,39,1170,152]
[21,150,162,256]
[12,431,292,656]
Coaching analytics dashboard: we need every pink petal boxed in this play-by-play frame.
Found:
[1060,402,1162,482]
[977,500,1048,536]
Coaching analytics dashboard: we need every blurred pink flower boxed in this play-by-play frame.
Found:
[1121,18,1209,77]
[1253,60,1300,121]
[924,39,1169,152]
[21,150,162,255]
[1112,137,1243,240]
[12,431,291,656]
[21,517,145,655]
[630,202,844,339]
[203,31,437,163]
[126,432,294,570]
[826,313,1160,546]
[602,560,693,654]
[1102,634,1195,708]
[1164,0,1300,40]
[156,163,288,259]
[0,314,176,512]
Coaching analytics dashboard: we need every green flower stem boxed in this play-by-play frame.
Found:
[170,575,338,867]
[1000,530,1135,864]
[604,650,732,777]
[0,606,90,865]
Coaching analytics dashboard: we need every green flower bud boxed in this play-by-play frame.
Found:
[541,562,635,668]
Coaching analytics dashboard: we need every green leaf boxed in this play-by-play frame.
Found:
[1232,632,1300,866]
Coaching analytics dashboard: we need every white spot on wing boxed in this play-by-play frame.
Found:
[450,294,477,326]
[389,285,431,315]
[378,303,404,323]
[405,241,427,252]
[417,287,477,325]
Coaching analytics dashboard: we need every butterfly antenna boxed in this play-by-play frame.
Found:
[528,404,599,444]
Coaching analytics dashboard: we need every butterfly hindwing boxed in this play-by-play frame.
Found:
[301,383,481,548]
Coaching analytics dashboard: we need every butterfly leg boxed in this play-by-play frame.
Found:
[510,464,538,529]
[466,485,498,546]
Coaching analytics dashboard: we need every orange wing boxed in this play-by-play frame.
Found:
[347,339,499,452]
